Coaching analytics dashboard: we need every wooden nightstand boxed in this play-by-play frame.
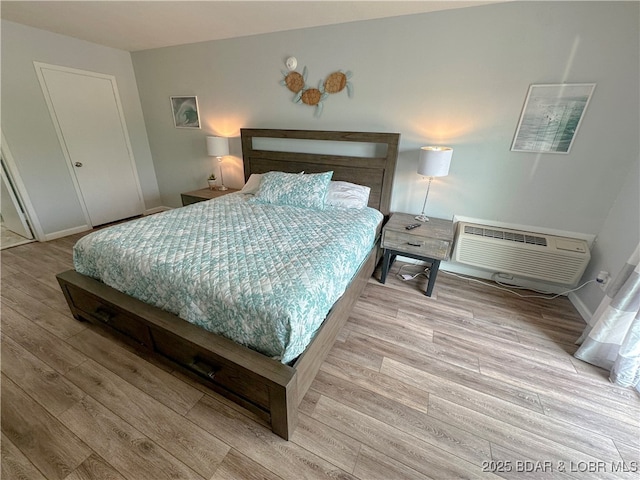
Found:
[380,212,454,297]
[180,188,240,206]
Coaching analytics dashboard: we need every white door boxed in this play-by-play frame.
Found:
[36,63,144,226]
[1,157,33,239]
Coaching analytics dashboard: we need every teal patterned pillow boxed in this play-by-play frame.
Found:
[249,171,333,209]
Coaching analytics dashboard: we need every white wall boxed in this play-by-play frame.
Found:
[132,2,638,236]
[131,1,638,316]
[571,155,640,316]
[1,20,161,237]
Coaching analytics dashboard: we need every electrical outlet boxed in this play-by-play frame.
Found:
[596,270,610,291]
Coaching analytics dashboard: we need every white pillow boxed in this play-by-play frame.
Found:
[240,173,263,194]
[326,181,371,209]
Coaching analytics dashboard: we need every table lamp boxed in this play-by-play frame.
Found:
[206,136,230,191]
[415,146,453,222]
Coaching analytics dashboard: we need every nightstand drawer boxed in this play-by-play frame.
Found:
[181,188,240,207]
[181,194,205,206]
[383,230,451,259]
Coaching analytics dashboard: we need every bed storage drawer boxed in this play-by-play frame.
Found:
[150,328,271,410]
[57,269,298,440]
[64,284,153,348]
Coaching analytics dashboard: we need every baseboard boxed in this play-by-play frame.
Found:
[396,255,424,265]
[42,208,171,241]
[439,261,577,295]
[398,256,557,288]
[44,225,92,241]
[568,292,592,323]
[144,206,172,215]
[0,238,35,250]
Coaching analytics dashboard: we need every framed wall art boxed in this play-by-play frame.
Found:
[170,96,200,129]
[511,83,595,154]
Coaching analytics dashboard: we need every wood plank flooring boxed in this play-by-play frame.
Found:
[2,234,639,479]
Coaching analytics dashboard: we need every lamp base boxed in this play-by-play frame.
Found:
[218,185,228,191]
[414,214,430,222]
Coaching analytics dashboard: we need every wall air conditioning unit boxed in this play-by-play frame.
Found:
[453,222,590,287]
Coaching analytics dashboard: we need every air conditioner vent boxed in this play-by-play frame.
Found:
[454,222,590,286]
[464,225,547,247]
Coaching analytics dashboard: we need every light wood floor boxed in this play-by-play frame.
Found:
[2,233,639,480]
[0,224,34,250]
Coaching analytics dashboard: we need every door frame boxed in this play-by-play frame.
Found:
[34,62,145,227]
[0,131,45,241]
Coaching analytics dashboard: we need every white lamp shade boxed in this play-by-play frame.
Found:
[206,136,229,157]
[417,146,453,177]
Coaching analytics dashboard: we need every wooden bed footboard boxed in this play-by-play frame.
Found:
[56,246,377,440]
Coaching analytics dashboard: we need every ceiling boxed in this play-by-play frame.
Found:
[1,1,498,52]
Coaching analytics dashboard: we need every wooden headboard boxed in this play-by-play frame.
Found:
[240,129,399,216]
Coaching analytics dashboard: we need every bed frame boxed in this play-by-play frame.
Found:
[57,128,399,439]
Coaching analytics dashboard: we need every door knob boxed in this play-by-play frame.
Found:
[74,162,83,167]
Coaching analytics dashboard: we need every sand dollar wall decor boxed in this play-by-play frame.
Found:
[280,59,353,117]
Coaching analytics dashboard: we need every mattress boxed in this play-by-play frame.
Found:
[73,193,383,363]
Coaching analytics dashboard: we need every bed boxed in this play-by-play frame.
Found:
[56,128,399,439]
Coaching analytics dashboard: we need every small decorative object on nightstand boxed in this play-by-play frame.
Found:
[207,174,217,190]
[180,187,240,206]
[380,212,454,297]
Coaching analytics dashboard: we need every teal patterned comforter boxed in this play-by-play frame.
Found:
[73,194,382,363]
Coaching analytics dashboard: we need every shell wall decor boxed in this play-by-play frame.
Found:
[280,58,353,117]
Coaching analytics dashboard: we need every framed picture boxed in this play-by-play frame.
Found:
[170,96,200,129]
[511,84,595,154]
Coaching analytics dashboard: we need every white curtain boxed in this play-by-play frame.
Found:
[574,244,640,392]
